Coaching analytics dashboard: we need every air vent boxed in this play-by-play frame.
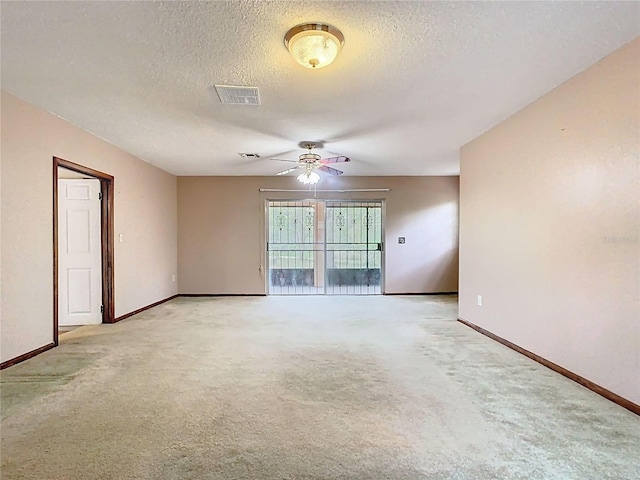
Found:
[239,153,260,158]
[214,85,260,105]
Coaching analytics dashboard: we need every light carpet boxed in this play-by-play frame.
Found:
[1,295,638,479]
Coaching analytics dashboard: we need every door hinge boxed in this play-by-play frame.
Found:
[98,192,103,200]
[100,305,104,313]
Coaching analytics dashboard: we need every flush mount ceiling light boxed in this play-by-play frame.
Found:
[284,23,345,69]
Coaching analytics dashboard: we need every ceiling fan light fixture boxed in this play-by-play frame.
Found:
[297,170,320,185]
[284,23,344,69]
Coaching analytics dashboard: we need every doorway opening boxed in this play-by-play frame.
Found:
[266,200,383,295]
[53,157,114,346]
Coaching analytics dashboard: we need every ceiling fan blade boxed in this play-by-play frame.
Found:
[276,166,302,176]
[269,158,299,163]
[320,156,350,164]
[317,165,344,176]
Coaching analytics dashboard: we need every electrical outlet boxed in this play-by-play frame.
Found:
[477,295,483,306]
[119,233,124,243]
[172,275,176,282]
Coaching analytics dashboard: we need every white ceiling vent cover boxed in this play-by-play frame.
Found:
[214,85,260,105]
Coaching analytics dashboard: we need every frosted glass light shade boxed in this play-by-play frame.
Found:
[285,23,344,69]
[297,171,320,184]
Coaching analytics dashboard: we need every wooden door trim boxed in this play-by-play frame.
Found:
[53,157,115,347]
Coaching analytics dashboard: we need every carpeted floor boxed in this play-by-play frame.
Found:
[1,295,639,479]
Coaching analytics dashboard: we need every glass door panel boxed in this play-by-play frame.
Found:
[268,201,324,294]
[325,202,382,294]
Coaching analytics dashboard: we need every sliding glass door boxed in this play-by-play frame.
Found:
[267,200,383,295]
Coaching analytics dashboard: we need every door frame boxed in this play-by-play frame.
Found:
[53,157,115,346]
[264,198,386,295]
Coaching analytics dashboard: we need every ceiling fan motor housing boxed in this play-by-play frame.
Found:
[299,152,321,163]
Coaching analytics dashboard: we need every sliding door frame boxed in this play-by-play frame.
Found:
[264,198,386,295]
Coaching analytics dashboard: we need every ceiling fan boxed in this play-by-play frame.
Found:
[270,143,350,184]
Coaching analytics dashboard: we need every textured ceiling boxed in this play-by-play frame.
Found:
[2,1,639,176]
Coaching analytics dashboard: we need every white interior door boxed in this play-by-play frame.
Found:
[58,179,102,326]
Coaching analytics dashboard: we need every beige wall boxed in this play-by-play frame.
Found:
[459,38,640,404]
[1,91,178,363]
[178,176,459,295]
